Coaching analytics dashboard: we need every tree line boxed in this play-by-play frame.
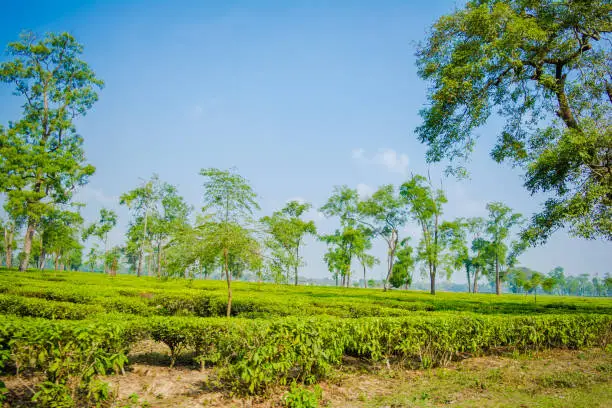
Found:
[1,0,611,315]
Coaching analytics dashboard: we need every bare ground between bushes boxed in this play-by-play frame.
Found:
[2,343,611,407]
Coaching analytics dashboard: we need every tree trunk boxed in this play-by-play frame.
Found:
[466,266,471,293]
[157,242,162,278]
[363,264,367,288]
[495,254,501,295]
[39,249,46,270]
[473,267,479,293]
[294,246,299,286]
[136,251,143,277]
[430,266,436,295]
[5,244,12,269]
[19,223,36,271]
[383,231,398,291]
[54,254,59,271]
[224,247,232,318]
[4,227,13,269]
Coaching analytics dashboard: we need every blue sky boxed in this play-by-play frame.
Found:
[0,0,609,282]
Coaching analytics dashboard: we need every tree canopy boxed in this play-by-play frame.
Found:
[416,0,612,243]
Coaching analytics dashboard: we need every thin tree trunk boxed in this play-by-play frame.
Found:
[54,254,59,271]
[39,249,46,270]
[137,206,149,277]
[466,266,471,293]
[430,264,436,295]
[136,251,143,277]
[224,247,232,318]
[4,228,12,269]
[495,254,501,295]
[19,223,36,271]
[363,264,367,288]
[473,267,479,293]
[157,242,162,278]
[383,231,398,291]
[294,245,299,286]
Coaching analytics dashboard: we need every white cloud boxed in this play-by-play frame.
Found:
[352,148,409,175]
[356,183,375,199]
[73,186,118,206]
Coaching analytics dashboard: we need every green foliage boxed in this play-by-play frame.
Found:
[0,270,610,402]
[400,175,449,294]
[261,200,317,285]
[416,0,612,242]
[358,185,407,289]
[200,168,261,317]
[283,382,322,408]
[0,32,103,270]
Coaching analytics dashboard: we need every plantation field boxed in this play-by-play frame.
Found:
[0,270,611,407]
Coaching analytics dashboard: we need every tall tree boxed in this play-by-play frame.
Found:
[261,200,316,285]
[400,175,448,295]
[485,202,524,295]
[320,186,365,287]
[120,176,159,277]
[0,32,102,271]
[354,229,378,288]
[83,208,117,274]
[358,185,408,290]
[200,168,260,317]
[416,0,612,243]
[148,183,191,277]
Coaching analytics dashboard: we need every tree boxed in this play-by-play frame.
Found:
[320,226,367,287]
[389,238,415,289]
[39,209,83,270]
[485,202,523,295]
[444,217,490,293]
[320,186,364,287]
[83,208,117,274]
[358,185,408,290]
[120,176,158,277]
[416,0,612,243]
[0,32,102,271]
[200,168,260,317]
[507,267,529,294]
[522,271,557,303]
[148,183,191,277]
[354,231,378,288]
[400,175,448,295]
[261,200,316,285]
[548,266,566,295]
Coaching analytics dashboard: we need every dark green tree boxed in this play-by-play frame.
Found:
[0,32,102,270]
[416,0,612,243]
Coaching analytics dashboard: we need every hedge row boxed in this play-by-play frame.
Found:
[1,313,610,401]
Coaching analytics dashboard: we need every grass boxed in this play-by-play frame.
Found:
[335,349,612,408]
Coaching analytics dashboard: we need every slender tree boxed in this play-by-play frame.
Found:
[83,208,117,274]
[120,176,158,277]
[200,168,260,317]
[358,185,408,290]
[485,202,523,295]
[400,175,448,295]
[0,32,102,270]
[261,200,316,285]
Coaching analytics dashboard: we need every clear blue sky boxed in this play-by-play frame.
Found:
[0,0,609,282]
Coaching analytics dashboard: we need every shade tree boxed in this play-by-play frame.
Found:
[0,32,102,271]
